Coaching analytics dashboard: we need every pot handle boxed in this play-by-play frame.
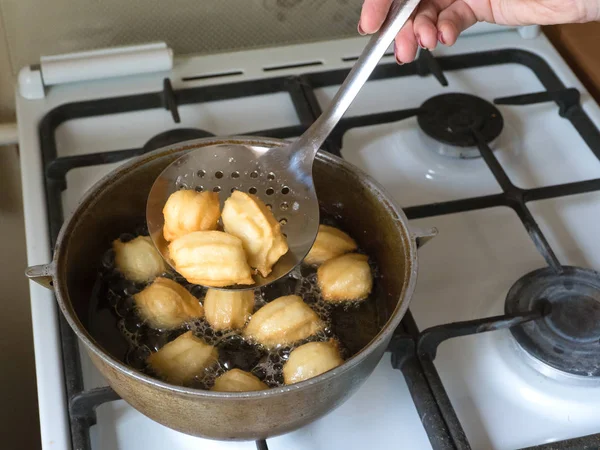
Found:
[411,227,438,249]
[25,263,56,290]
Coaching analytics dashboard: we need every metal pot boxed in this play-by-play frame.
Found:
[26,137,435,440]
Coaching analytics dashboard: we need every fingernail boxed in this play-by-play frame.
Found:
[358,21,366,36]
[416,34,425,49]
[438,31,446,45]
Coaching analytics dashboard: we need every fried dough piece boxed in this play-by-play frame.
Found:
[204,288,255,331]
[222,191,288,277]
[113,236,166,283]
[211,369,268,392]
[243,295,323,348]
[317,253,372,302]
[163,190,220,242]
[305,225,357,265]
[134,277,204,329]
[169,231,254,287]
[283,340,343,385]
[146,331,218,385]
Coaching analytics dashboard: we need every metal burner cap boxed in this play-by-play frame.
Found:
[505,266,600,380]
[417,93,503,158]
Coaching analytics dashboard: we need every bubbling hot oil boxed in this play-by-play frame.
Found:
[93,227,381,390]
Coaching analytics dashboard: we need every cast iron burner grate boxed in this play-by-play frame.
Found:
[505,266,600,382]
[38,48,600,450]
[417,93,504,158]
[143,128,215,151]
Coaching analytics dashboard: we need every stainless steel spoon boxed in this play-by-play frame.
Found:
[147,0,422,289]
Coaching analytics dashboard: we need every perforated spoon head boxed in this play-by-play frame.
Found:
[146,140,320,290]
[147,0,422,289]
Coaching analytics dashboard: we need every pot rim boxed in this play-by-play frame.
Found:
[52,136,419,399]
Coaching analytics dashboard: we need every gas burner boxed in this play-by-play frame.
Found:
[143,128,215,152]
[505,266,600,384]
[417,93,504,158]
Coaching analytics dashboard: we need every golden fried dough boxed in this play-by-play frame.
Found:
[283,340,343,385]
[211,369,268,392]
[146,331,218,385]
[134,277,203,329]
[243,295,323,348]
[163,190,220,241]
[317,253,372,302]
[113,236,166,283]
[305,225,357,265]
[168,231,254,287]
[222,191,288,277]
[204,288,254,331]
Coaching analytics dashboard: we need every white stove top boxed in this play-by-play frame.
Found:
[17,27,600,450]
[411,203,600,449]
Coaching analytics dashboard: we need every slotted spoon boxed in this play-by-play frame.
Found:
[147,0,422,289]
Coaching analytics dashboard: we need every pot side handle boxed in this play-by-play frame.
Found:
[411,227,438,249]
[25,263,55,291]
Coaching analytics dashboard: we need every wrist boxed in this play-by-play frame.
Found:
[582,0,600,22]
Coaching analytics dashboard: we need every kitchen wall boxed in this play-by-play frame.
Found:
[0,0,360,68]
[0,16,14,122]
[0,15,39,450]
[0,144,40,449]
[0,0,362,122]
[2,3,600,124]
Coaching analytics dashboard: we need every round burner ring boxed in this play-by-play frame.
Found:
[505,266,600,382]
[417,93,504,158]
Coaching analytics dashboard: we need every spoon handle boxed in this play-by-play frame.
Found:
[293,0,423,157]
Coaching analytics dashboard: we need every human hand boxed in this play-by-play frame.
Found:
[359,0,600,63]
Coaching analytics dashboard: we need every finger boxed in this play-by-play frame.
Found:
[436,0,477,46]
[413,0,455,49]
[394,18,418,63]
[359,0,393,34]
[413,1,441,50]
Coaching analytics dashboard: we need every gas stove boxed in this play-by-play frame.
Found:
[17,26,600,450]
